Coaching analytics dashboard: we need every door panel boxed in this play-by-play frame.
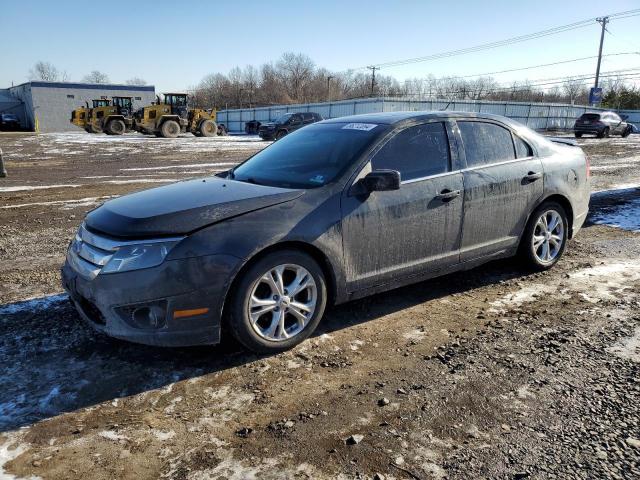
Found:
[341,172,464,291]
[460,159,544,260]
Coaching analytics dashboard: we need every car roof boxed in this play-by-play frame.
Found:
[321,111,522,127]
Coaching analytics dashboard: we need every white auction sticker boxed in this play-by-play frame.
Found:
[342,123,378,131]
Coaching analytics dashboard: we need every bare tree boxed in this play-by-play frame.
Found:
[562,78,586,105]
[276,52,315,102]
[29,61,62,81]
[82,71,110,84]
[126,77,147,86]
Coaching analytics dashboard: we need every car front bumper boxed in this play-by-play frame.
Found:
[61,253,240,347]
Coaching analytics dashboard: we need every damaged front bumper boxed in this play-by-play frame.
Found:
[61,252,239,347]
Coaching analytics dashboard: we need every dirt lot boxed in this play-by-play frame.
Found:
[0,131,639,480]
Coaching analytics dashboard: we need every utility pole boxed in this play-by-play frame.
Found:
[367,66,378,96]
[0,148,7,178]
[327,75,334,101]
[592,16,609,105]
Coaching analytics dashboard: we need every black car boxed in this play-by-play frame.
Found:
[258,112,323,140]
[0,113,20,131]
[573,111,632,138]
[62,112,590,353]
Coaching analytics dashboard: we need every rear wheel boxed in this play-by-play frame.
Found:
[227,250,327,353]
[106,119,126,135]
[199,119,217,137]
[598,127,610,138]
[160,120,180,138]
[519,202,568,271]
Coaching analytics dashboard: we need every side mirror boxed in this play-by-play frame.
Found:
[362,170,401,192]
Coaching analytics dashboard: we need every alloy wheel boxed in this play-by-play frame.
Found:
[531,210,564,264]
[248,264,317,341]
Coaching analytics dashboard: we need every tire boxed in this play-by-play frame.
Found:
[199,119,217,137]
[218,125,228,136]
[574,132,582,138]
[622,126,632,138]
[275,130,287,140]
[227,250,328,353]
[519,202,568,271]
[160,120,180,138]
[106,119,126,136]
[597,127,610,139]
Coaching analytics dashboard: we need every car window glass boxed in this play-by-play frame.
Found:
[371,122,450,181]
[514,135,533,158]
[458,121,515,167]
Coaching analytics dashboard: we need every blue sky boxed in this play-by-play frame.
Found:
[1,0,639,92]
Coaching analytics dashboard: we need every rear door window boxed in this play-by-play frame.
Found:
[514,135,533,158]
[458,121,515,167]
[371,122,450,181]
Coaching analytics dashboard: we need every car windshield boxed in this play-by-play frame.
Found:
[274,113,293,124]
[231,122,383,189]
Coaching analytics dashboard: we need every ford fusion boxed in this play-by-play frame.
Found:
[62,112,590,353]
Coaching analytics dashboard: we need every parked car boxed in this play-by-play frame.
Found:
[62,112,590,353]
[258,112,323,140]
[245,120,261,135]
[573,111,632,138]
[0,113,20,131]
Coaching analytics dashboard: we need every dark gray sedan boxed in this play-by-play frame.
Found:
[62,112,590,353]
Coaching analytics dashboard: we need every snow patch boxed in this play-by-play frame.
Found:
[591,197,640,232]
[608,327,640,362]
[98,431,129,442]
[0,184,81,193]
[0,434,38,480]
[121,162,236,172]
[0,294,68,317]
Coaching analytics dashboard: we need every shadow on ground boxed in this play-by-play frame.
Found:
[0,258,528,433]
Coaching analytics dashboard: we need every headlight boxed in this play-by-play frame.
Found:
[101,241,179,274]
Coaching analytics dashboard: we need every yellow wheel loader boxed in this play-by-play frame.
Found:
[70,99,110,130]
[133,93,223,138]
[85,96,135,135]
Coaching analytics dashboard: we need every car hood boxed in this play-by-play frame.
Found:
[85,176,304,238]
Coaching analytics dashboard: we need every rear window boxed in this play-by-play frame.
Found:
[580,113,601,121]
[458,121,516,167]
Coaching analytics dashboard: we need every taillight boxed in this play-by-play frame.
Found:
[585,154,591,178]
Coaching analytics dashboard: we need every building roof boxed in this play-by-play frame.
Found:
[7,81,154,92]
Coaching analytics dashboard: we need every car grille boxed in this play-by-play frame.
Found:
[69,224,118,279]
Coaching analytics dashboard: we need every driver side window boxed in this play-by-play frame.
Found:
[371,122,451,181]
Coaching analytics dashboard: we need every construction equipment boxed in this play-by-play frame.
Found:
[133,93,223,138]
[85,96,134,135]
[70,99,110,130]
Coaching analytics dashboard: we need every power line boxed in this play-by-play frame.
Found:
[447,52,639,79]
[354,8,640,71]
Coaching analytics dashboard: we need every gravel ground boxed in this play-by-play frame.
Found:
[0,131,639,479]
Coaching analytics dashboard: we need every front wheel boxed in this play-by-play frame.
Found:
[160,120,180,138]
[227,250,327,353]
[574,132,582,138]
[275,130,287,140]
[106,119,126,135]
[622,126,632,138]
[519,202,568,271]
[199,119,217,137]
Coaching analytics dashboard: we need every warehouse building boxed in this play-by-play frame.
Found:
[0,81,156,132]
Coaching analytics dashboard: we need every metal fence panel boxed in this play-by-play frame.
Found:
[215,96,640,132]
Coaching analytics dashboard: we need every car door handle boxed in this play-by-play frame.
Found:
[524,171,542,182]
[436,189,461,201]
